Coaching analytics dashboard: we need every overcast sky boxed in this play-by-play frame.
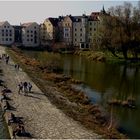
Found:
[0,1,138,25]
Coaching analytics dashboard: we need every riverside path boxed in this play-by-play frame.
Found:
[0,46,101,139]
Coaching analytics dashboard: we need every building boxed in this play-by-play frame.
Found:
[0,21,14,46]
[13,25,22,44]
[88,12,100,49]
[73,15,89,49]
[40,18,59,46]
[62,15,74,46]
[21,22,40,47]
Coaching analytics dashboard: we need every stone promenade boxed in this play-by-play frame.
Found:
[0,46,101,139]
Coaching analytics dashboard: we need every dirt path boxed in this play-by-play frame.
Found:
[0,46,101,139]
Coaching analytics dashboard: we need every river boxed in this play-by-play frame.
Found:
[23,51,140,138]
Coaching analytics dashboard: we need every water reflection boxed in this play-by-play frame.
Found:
[61,55,140,138]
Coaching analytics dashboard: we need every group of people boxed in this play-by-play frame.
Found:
[8,113,29,138]
[13,123,26,138]
[18,81,32,95]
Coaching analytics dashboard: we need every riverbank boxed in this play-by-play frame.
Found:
[74,50,140,65]
[5,46,127,138]
[0,45,102,139]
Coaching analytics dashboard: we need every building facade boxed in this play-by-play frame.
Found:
[21,22,40,47]
[0,21,14,45]
[73,15,89,49]
[88,12,100,49]
[62,15,74,46]
[40,18,59,46]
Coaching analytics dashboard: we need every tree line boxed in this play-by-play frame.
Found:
[99,1,140,60]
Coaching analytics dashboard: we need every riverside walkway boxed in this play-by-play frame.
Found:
[0,46,101,139]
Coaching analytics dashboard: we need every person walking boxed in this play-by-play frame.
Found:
[23,82,28,95]
[28,82,32,93]
[18,82,23,94]
[6,55,9,64]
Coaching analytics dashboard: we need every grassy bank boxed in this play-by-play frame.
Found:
[74,50,140,66]
[6,47,127,139]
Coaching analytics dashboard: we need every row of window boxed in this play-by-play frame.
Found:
[74,28,96,32]
[74,33,84,37]
[1,29,12,33]
[27,39,33,42]
[3,26,10,28]
[26,30,37,33]
[27,34,33,37]
[2,33,12,37]
[64,33,70,37]
[1,38,12,41]
[74,39,83,42]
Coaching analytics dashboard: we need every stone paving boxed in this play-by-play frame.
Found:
[0,46,101,139]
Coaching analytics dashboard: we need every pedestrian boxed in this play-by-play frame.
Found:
[18,82,23,94]
[5,56,9,64]
[23,82,28,95]
[17,64,20,70]
[28,82,32,93]
[15,64,17,69]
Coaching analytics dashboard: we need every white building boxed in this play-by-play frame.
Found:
[0,21,14,45]
[21,22,40,47]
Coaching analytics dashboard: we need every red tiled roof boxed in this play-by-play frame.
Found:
[90,12,100,21]
[21,22,36,27]
[0,21,7,26]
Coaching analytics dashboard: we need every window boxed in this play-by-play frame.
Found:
[31,39,33,42]
[80,28,82,31]
[31,30,33,33]
[31,35,33,37]
[9,30,12,33]
[2,33,4,36]
[27,39,29,41]
[7,26,9,28]
[4,26,6,28]
[2,30,4,32]
[6,30,8,32]
[80,33,82,36]
[90,22,92,25]
[6,38,8,41]
[6,34,8,36]
[9,34,12,36]
[90,28,92,31]
[75,33,77,36]
[2,38,4,41]
[80,39,82,42]
[27,30,29,33]
[94,28,96,31]
[34,26,36,29]
[27,35,29,37]
[9,38,12,41]
[75,28,77,31]
[75,39,77,41]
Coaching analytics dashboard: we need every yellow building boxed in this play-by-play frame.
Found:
[40,18,59,46]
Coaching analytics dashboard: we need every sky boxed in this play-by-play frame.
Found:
[0,1,138,25]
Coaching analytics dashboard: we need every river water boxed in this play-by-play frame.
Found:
[23,51,140,138]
